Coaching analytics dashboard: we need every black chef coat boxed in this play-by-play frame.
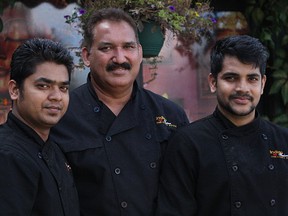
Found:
[156,107,288,216]
[51,74,189,216]
[0,112,80,216]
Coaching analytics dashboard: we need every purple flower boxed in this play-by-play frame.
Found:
[78,8,86,15]
[64,15,70,19]
[211,18,217,23]
[168,6,175,12]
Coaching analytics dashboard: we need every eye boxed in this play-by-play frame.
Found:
[60,85,69,92]
[248,76,259,82]
[124,43,137,50]
[99,46,112,52]
[36,83,50,89]
[223,75,236,82]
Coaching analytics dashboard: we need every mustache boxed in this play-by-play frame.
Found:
[106,62,131,71]
[230,94,253,101]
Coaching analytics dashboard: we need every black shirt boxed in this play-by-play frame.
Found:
[157,108,288,216]
[0,112,80,216]
[51,75,189,216]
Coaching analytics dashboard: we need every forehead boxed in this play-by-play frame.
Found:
[221,56,261,75]
[92,20,137,43]
[28,62,69,81]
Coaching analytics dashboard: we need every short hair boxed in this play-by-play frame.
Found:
[210,35,270,77]
[82,7,139,50]
[10,38,74,89]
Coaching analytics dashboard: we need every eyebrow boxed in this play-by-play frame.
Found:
[222,72,261,77]
[34,77,70,85]
[98,41,138,46]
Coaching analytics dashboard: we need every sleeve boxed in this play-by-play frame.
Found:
[156,130,198,216]
[0,148,38,215]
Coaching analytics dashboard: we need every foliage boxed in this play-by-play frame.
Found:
[65,0,214,47]
[245,0,288,127]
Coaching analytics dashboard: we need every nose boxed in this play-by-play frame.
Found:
[48,87,63,101]
[235,79,249,93]
[112,47,126,64]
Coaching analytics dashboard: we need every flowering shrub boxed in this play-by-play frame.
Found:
[64,0,214,44]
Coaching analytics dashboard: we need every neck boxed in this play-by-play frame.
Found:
[218,107,256,127]
[93,84,133,116]
[12,109,50,142]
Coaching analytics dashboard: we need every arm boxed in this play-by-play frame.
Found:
[0,149,38,215]
[156,130,198,216]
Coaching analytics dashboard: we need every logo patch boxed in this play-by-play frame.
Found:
[270,150,288,159]
[156,116,177,128]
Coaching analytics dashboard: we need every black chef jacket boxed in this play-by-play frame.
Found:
[156,107,288,216]
[0,112,80,216]
[51,74,189,216]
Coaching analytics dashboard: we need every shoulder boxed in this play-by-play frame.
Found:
[139,88,185,111]
[261,119,288,135]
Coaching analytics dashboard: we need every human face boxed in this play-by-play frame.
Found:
[9,62,70,135]
[208,56,266,126]
[82,20,143,94]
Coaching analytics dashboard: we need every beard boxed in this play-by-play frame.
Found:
[217,93,256,117]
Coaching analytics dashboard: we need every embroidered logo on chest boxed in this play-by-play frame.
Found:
[270,150,288,159]
[156,116,177,128]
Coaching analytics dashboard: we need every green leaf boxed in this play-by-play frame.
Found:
[272,58,284,69]
[269,79,286,94]
[281,81,288,105]
[276,49,286,58]
[252,7,265,23]
[281,35,288,46]
[271,70,287,79]
[273,113,288,126]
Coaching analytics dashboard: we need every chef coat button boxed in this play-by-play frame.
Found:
[261,133,268,140]
[232,165,238,172]
[38,152,42,159]
[150,162,157,169]
[234,201,242,208]
[94,106,100,112]
[114,168,121,175]
[121,201,128,208]
[106,136,112,141]
[140,104,146,110]
[268,164,275,170]
[270,199,276,206]
[222,134,228,140]
[145,133,152,140]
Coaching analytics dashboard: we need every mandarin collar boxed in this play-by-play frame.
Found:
[213,107,261,135]
[7,112,47,147]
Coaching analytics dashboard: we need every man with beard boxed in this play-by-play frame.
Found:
[51,8,189,216]
[156,35,288,216]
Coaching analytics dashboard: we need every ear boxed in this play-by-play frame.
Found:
[138,43,143,62]
[81,47,91,67]
[8,80,20,100]
[261,75,267,95]
[208,73,217,93]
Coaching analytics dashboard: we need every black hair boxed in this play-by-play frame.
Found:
[82,7,139,50]
[210,35,270,77]
[10,38,74,89]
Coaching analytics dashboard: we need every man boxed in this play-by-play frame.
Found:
[51,8,189,216]
[0,38,80,216]
[156,35,288,215]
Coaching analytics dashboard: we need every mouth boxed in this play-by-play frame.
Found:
[45,105,62,114]
[231,95,252,105]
